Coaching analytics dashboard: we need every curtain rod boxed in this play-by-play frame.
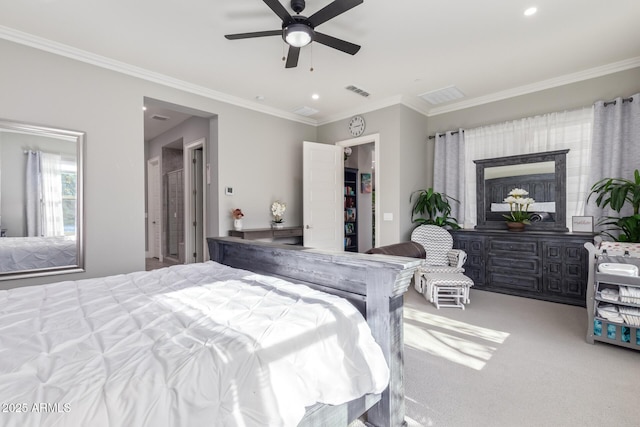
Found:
[427,95,634,140]
[428,130,463,140]
[603,96,633,107]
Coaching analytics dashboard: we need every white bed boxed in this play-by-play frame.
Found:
[0,236,77,272]
[0,260,390,427]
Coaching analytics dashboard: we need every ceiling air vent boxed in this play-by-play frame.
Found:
[292,106,319,117]
[418,85,465,105]
[345,85,370,98]
[150,114,170,121]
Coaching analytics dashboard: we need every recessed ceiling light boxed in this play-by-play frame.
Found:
[142,106,147,111]
[311,93,319,100]
[524,7,537,16]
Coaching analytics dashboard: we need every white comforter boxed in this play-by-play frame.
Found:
[0,261,389,427]
[0,236,77,272]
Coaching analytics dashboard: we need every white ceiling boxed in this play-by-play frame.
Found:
[2,0,640,127]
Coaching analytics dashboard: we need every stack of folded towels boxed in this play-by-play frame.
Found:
[597,303,640,326]
[597,304,625,323]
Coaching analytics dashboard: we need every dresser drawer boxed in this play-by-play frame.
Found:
[488,256,540,274]
[488,271,540,292]
[489,239,539,255]
[273,228,303,238]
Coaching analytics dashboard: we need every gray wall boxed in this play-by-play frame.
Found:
[0,38,315,289]
[2,36,638,288]
[318,104,429,245]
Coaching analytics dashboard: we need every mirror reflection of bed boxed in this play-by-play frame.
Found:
[0,119,84,279]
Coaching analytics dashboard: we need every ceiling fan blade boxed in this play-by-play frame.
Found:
[225,30,282,40]
[308,0,363,27]
[285,46,300,68]
[313,32,360,55]
[262,0,294,24]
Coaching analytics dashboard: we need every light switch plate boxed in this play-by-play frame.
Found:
[383,213,393,221]
[225,187,233,195]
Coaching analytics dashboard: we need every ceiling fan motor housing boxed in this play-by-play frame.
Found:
[291,0,306,14]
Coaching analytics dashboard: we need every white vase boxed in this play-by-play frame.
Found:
[233,219,243,231]
[271,222,284,229]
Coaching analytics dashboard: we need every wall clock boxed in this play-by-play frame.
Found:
[348,115,366,137]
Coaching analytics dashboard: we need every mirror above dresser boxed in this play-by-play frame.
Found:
[474,149,569,231]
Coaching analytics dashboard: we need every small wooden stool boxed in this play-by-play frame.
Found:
[421,272,474,309]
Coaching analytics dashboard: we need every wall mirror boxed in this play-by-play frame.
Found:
[474,149,569,231]
[0,119,84,280]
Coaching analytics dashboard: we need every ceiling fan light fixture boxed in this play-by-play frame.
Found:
[284,23,312,47]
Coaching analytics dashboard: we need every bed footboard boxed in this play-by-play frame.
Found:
[207,237,421,427]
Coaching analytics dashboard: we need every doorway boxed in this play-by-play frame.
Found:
[184,139,205,263]
[337,134,380,252]
[143,97,215,269]
[146,157,161,260]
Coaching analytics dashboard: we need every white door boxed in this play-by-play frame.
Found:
[302,141,343,251]
[147,157,161,260]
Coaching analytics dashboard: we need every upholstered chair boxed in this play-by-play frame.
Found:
[410,224,467,293]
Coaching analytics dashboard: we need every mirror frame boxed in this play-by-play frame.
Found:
[474,149,569,231]
[0,118,85,280]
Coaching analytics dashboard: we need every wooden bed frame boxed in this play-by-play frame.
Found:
[207,237,422,427]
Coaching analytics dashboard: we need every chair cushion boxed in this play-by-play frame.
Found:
[410,225,453,266]
[365,242,426,259]
[424,273,474,287]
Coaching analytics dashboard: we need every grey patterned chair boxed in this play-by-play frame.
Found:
[411,225,473,308]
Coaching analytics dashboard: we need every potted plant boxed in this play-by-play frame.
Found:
[410,188,460,229]
[271,201,286,229]
[588,169,640,242]
[502,188,535,231]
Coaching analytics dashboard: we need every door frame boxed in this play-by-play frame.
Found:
[146,156,162,261]
[335,133,380,249]
[183,138,206,263]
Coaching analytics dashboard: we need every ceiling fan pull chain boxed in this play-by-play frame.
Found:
[310,43,314,72]
[282,41,286,62]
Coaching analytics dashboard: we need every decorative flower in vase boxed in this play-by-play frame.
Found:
[231,208,244,231]
[502,188,535,224]
[271,201,286,225]
[231,208,244,219]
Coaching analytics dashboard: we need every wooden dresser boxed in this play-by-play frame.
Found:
[452,229,594,306]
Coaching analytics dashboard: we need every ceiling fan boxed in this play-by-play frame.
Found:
[225,0,363,68]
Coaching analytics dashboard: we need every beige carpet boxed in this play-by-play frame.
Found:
[402,287,639,427]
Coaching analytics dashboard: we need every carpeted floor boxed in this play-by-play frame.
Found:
[145,257,181,271]
[402,287,639,427]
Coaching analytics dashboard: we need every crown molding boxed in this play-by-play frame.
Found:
[3,25,638,126]
[425,57,640,117]
[0,25,317,126]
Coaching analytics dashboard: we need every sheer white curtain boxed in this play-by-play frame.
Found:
[585,93,640,225]
[433,130,465,225]
[40,152,64,236]
[463,108,594,229]
[25,151,41,237]
[26,151,64,237]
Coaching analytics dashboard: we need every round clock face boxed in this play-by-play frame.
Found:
[349,116,365,137]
